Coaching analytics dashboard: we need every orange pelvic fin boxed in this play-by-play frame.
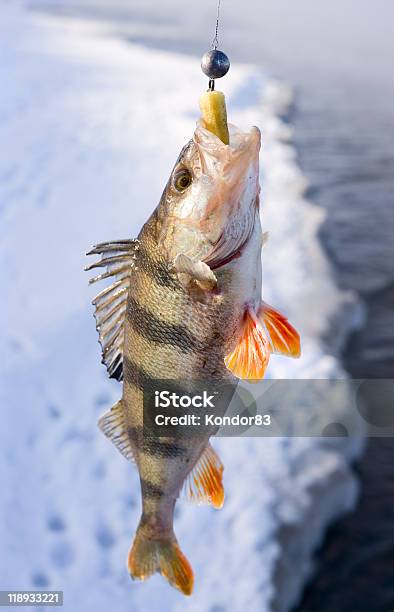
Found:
[183,443,224,509]
[128,526,194,596]
[224,307,271,381]
[259,302,301,358]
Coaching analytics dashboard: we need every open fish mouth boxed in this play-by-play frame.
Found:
[193,120,261,218]
[193,120,261,177]
[186,121,261,263]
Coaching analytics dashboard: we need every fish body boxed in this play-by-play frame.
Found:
[87,121,300,595]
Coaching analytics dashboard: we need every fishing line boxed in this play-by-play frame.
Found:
[212,0,222,50]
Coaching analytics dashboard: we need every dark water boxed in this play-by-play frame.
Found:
[27,1,394,609]
[297,438,394,612]
[293,79,394,378]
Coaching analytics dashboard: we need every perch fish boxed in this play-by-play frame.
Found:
[86,93,300,595]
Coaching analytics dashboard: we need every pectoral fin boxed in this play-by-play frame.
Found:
[173,254,217,292]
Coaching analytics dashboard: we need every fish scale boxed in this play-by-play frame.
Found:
[123,222,236,536]
[122,224,234,531]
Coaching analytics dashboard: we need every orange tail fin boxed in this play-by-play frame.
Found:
[128,525,194,596]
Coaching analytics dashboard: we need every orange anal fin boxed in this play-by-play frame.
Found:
[224,307,270,381]
[259,302,301,358]
[183,444,224,509]
[128,526,194,596]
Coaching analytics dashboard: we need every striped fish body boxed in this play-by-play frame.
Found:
[124,214,257,511]
[123,200,262,592]
[87,120,300,595]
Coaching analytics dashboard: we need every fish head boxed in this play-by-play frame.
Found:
[156,121,261,265]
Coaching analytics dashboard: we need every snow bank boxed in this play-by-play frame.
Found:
[0,4,363,611]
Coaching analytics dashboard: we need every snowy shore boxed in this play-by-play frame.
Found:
[0,4,363,611]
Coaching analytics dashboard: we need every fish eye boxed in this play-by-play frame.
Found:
[173,168,192,192]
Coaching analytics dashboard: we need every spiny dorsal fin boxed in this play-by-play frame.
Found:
[98,400,135,462]
[86,239,139,381]
[182,443,224,509]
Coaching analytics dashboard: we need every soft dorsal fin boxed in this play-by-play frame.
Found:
[182,443,224,509]
[98,400,135,462]
[259,301,301,358]
[224,307,271,381]
[86,239,139,381]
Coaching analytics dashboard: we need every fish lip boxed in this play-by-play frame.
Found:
[194,120,261,154]
[193,121,261,179]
